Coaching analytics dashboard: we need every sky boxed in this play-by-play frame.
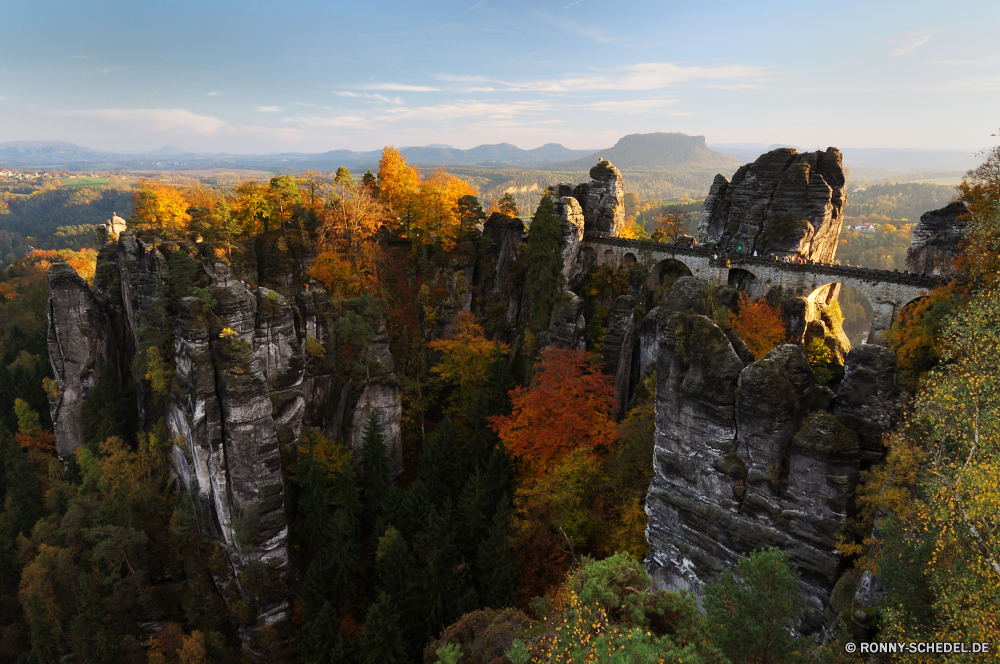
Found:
[1,0,998,154]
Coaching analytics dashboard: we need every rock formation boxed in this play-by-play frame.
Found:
[833,344,901,466]
[644,308,890,631]
[904,200,968,276]
[698,148,847,262]
[572,160,626,237]
[46,263,108,457]
[600,295,635,418]
[548,293,587,350]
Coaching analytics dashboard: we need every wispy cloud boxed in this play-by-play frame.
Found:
[380,99,553,122]
[55,108,227,133]
[334,91,404,103]
[206,91,221,96]
[466,0,486,11]
[99,67,123,74]
[585,97,678,114]
[256,106,282,112]
[887,24,955,56]
[436,61,770,93]
[360,83,440,92]
[283,115,373,129]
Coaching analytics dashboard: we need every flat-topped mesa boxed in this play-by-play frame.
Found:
[904,200,968,276]
[698,148,847,262]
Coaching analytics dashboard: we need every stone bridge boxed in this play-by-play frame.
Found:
[581,234,941,342]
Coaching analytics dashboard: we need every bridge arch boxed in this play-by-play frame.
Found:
[805,282,874,346]
[621,252,637,269]
[649,257,693,289]
[728,268,765,299]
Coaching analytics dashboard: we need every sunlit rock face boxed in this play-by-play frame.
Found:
[643,312,895,632]
[573,160,626,237]
[904,200,968,277]
[698,147,847,262]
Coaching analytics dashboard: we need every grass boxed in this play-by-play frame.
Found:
[58,177,112,188]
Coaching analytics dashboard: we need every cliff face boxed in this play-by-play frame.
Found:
[904,200,968,276]
[645,310,900,631]
[698,148,847,262]
[46,235,405,636]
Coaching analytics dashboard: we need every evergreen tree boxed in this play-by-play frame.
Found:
[476,494,517,610]
[296,431,333,554]
[400,478,432,542]
[704,548,805,664]
[326,508,361,612]
[80,364,139,452]
[465,389,497,471]
[417,418,463,507]
[360,410,390,535]
[301,559,330,618]
[524,193,564,330]
[70,574,116,664]
[361,169,378,193]
[299,601,355,664]
[4,455,44,540]
[456,469,489,561]
[411,501,466,636]
[359,592,407,664]
[483,442,513,520]
[25,591,58,664]
[375,526,413,601]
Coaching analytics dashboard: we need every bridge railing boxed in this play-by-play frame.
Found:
[582,233,943,288]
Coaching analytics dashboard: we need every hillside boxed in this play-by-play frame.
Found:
[547,132,739,170]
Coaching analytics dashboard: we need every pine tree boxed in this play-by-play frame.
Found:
[301,559,330,618]
[524,193,564,330]
[4,455,44,540]
[465,389,497,471]
[360,410,390,535]
[326,508,361,612]
[483,442,513,520]
[411,501,465,635]
[25,591,58,664]
[476,494,517,610]
[456,470,489,560]
[299,601,355,664]
[359,592,407,664]
[417,418,463,507]
[70,574,116,664]
[296,431,333,554]
[375,526,413,600]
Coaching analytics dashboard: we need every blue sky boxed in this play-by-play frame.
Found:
[1,0,997,153]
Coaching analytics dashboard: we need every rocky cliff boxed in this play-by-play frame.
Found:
[698,148,847,262]
[548,159,626,241]
[904,200,968,276]
[46,232,405,638]
[645,308,901,632]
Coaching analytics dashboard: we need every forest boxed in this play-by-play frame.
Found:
[0,142,996,664]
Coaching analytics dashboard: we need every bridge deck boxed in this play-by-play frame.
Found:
[584,233,943,289]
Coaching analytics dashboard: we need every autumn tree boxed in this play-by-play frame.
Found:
[651,209,685,244]
[232,180,275,235]
[429,312,509,434]
[730,292,787,360]
[132,180,191,235]
[377,146,420,233]
[490,347,616,471]
[410,168,478,250]
[456,194,486,243]
[494,193,518,217]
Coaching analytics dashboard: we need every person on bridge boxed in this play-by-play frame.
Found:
[753,250,758,257]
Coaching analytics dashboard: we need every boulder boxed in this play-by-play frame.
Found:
[904,200,968,276]
[698,148,847,262]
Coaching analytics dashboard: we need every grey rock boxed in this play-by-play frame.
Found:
[46,263,108,457]
[548,191,586,284]
[548,292,587,350]
[834,345,901,465]
[572,160,627,236]
[348,325,404,479]
[904,201,968,276]
[698,148,847,262]
[600,295,636,418]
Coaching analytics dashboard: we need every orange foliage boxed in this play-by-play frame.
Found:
[377,146,420,226]
[730,291,787,359]
[132,180,191,234]
[16,429,55,452]
[428,313,508,387]
[411,168,478,250]
[3,249,99,297]
[490,347,616,471]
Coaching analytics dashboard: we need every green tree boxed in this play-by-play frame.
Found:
[334,167,352,186]
[524,194,564,330]
[417,418,463,507]
[359,592,407,664]
[295,429,335,554]
[70,574,116,664]
[299,600,355,664]
[703,548,805,664]
[268,175,303,233]
[476,495,517,610]
[456,194,486,242]
[496,193,518,217]
[360,410,390,535]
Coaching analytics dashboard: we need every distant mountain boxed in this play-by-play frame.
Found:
[708,143,979,172]
[0,141,110,164]
[548,133,739,170]
[0,141,596,169]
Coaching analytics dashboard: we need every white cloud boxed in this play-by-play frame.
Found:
[283,115,373,129]
[55,108,228,133]
[334,91,403,103]
[585,98,678,114]
[256,106,282,112]
[887,24,955,56]
[206,91,221,96]
[380,99,553,122]
[435,61,771,93]
[360,83,440,92]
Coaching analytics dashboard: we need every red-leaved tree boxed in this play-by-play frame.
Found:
[490,347,617,471]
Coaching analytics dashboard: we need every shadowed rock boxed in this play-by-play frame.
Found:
[904,200,968,276]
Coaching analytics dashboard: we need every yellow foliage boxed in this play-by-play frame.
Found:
[132,180,191,235]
